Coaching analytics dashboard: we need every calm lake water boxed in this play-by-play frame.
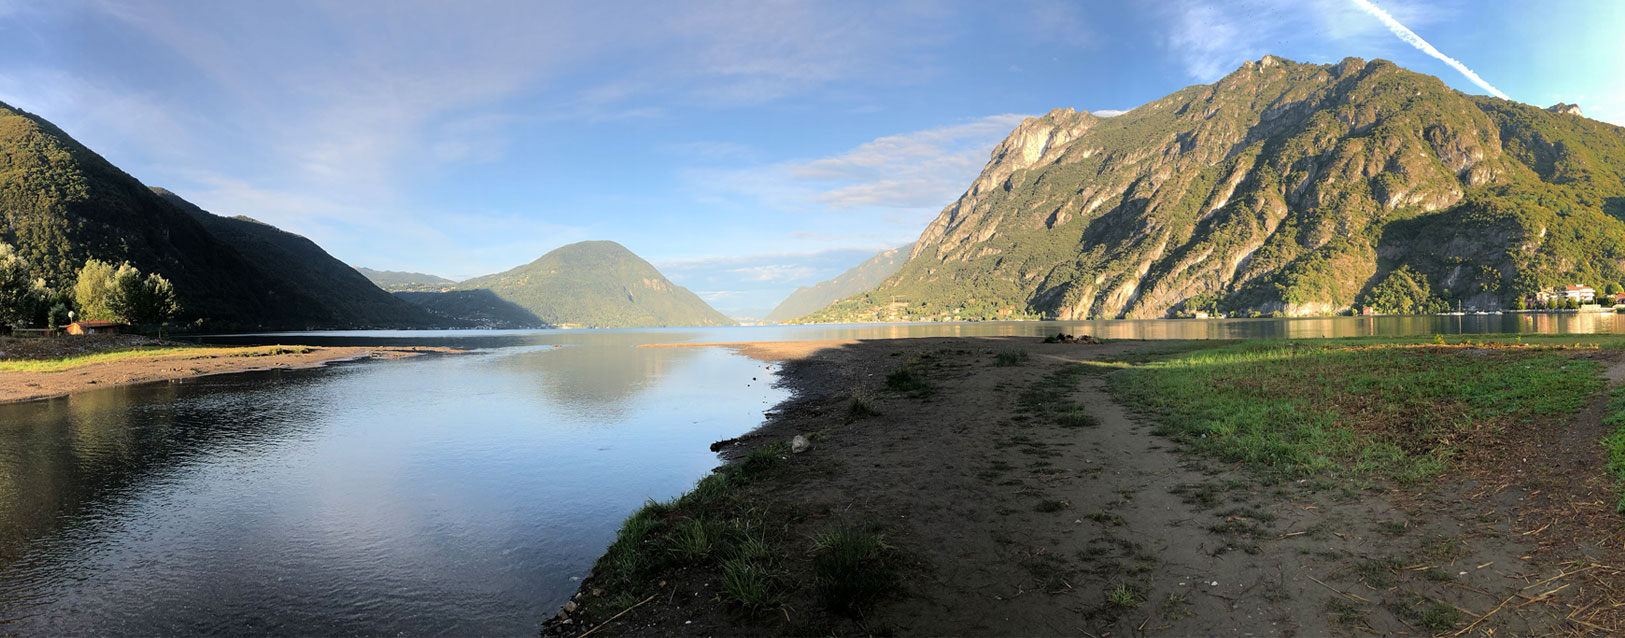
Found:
[5,313,1625,635]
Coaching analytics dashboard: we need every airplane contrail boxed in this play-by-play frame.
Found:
[1350,0,1509,99]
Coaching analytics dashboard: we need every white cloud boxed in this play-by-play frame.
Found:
[696,114,1029,216]
[1091,109,1127,117]
[1350,0,1508,99]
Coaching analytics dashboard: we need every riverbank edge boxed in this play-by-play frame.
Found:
[545,334,1625,636]
[0,344,467,405]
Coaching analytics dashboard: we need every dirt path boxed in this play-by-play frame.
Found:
[559,337,1624,636]
[0,344,462,404]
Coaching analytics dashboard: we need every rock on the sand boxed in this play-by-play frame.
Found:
[791,434,810,454]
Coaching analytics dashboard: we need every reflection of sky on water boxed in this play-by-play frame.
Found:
[0,345,784,635]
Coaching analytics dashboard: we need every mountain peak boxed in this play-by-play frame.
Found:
[459,241,734,328]
[1547,102,1583,116]
[810,56,1625,323]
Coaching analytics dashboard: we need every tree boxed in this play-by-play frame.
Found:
[136,273,179,326]
[1512,296,1527,310]
[0,243,54,328]
[73,259,119,321]
[1360,266,1446,315]
[73,260,180,327]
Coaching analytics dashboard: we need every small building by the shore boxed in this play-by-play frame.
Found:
[1563,285,1596,303]
[63,320,124,336]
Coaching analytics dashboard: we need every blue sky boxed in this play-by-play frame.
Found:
[2,1,1621,318]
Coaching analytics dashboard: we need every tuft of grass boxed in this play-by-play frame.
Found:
[1418,602,1463,631]
[1326,599,1367,626]
[845,393,882,422]
[884,366,931,395]
[993,350,1029,367]
[1106,583,1142,608]
[811,524,898,614]
[1057,408,1099,428]
[719,558,780,612]
[667,518,714,561]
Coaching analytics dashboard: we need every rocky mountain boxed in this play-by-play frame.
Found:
[354,266,456,292]
[763,243,914,323]
[807,56,1625,321]
[154,188,439,328]
[0,101,370,329]
[457,240,734,328]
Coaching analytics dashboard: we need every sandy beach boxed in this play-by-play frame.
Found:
[0,336,463,404]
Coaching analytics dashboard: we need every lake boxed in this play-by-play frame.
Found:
[4,314,1625,635]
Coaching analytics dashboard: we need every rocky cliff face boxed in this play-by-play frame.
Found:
[808,56,1625,321]
[1547,103,1584,117]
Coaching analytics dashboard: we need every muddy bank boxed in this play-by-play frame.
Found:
[0,338,463,404]
[549,336,1624,636]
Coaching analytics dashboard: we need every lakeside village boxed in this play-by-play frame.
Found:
[1180,284,1625,319]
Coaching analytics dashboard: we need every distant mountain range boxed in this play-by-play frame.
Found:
[456,241,734,328]
[353,267,456,292]
[763,243,913,323]
[807,56,1625,321]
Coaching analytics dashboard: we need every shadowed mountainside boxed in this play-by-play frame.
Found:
[763,243,913,323]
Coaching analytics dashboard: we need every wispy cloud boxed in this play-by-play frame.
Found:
[694,114,1029,218]
[1350,0,1508,99]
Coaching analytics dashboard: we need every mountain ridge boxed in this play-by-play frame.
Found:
[153,188,439,328]
[763,243,914,323]
[807,56,1625,322]
[456,240,735,328]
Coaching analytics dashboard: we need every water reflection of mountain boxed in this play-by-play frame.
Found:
[0,372,325,566]
[489,344,704,412]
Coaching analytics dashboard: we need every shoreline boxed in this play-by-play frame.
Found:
[0,341,465,404]
[548,334,1625,636]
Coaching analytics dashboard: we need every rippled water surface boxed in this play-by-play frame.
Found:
[5,314,1625,634]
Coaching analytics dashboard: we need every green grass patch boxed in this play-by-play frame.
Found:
[1106,583,1142,608]
[1108,336,1610,482]
[810,524,898,615]
[0,345,192,371]
[1603,386,1625,511]
[0,344,318,372]
[582,441,792,619]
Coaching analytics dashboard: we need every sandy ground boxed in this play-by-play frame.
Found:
[0,338,462,404]
[562,336,1625,636]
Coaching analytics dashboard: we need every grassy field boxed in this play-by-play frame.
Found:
[1108,335,1619,484]
[0,344,313,372]
[1604,387,1625,511]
